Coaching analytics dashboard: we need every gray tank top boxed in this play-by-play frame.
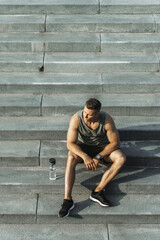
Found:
[77,110,109,146]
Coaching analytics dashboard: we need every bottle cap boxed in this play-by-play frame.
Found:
[49,158,56,165]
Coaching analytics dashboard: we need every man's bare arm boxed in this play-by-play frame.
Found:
[99,115,120,158]
[67,114,96,170]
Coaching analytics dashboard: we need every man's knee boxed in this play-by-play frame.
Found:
[115,153,126,169]
[67,151,80,166]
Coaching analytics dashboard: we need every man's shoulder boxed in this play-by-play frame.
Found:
[69,113,79,128]
[103,112,115,126]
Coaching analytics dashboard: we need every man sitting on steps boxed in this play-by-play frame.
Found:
[59,98,126,218]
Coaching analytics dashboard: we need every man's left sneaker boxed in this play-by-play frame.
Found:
[90,190,111,207]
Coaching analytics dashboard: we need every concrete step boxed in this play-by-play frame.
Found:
[0,116,159,141]
[44,52,159,73]
[0,193,160,224]
[46,14,157,33]
[0,224,159,240]
[38,193,160,224]
[0,140,159,168]
[0,52,43,72]
[0,33,100,52]
[0,194,37,224]
[0,94,42,116]
[41,140,160,168]
[0,166,159,195]
[102,72,160,94]
[101,0,160,14]
[42,93,160,116]
[0,0,99,15]
[1,33,160,53]
[0,0,160,15]
[0,141,40,167]
[0,15,45,33]
[0,72,159,94]
[101,33,160,52]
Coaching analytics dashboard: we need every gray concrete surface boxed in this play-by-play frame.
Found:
[102,72,160,93]
[0,52,43,72]
[0,72,159,94]
[0,72,102,94]
[0,140,40,167]
[0,94,41,116]
[100,0,160,14]
[42,93,160,116]
[0,224,109,240]
[0,194,37,223]
[40,140,160,167]
[108,224,160,240]
[46,14,155,33]
[101,33,160,52]
[0,0,99,14]
[37,193,160,224]
[44,52,159,73]
[0,166,159,194]
[0,15,45,32]
[0,32,101,52]
[0,115,159,140]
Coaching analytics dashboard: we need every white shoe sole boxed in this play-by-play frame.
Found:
[58,204,74,218]
[90,196,110,207]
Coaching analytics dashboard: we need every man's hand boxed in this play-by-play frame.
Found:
[93,158,100,169]
[83,155,97,170]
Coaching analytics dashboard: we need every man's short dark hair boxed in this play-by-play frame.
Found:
[85,98,101,112]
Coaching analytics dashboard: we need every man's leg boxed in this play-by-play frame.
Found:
[64,151,83,199]
[94,149,126,192]
[59,151,83,218]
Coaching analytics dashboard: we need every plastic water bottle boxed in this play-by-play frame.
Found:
[49,158,56,180]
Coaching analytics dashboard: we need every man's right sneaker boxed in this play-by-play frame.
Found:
[90,190,111,207]
[58,199,74,218]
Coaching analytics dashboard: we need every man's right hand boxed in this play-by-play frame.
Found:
[83,155,97,170]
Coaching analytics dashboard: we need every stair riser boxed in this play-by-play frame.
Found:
[0,42,100,52]
[0,131,159,141]
[45,63,158,73]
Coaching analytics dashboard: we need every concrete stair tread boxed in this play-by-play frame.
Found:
[0,166,159,194]
[0,72,159,94]
[38,193,160,224]
[0,32,101,52]
[0,52,43,62]
[0,1,160,15]
[0,52,43,72]
[0,0,99,15]
[0,193,160,224]
[0,194,37,224]
[0,94,42,116]
[0,32,100,42]
[42,93,160,116]
[41,140,160,167]
[0,116,159,141]
[101,33,160,51]
[46,14,158,33]
[0,140,40,167]
[0,140,159,167]
[42,93,160,107]
[44,52,159,73]
[45,51,159,62]
[0,15,45,33]
[0,224,159,240]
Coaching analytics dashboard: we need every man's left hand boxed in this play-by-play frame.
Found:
[93,158,100,170]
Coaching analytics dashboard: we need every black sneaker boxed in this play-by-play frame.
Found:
[90,190,111,207]
[58,199,74,218]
